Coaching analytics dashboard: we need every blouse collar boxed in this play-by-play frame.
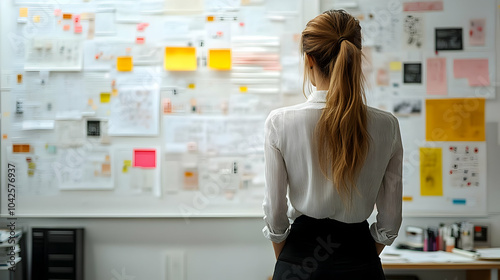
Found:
[307,90,328,103]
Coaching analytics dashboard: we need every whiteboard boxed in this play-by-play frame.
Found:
[330,0,496,216]
[1,0,496,217]
[0,0,308,217]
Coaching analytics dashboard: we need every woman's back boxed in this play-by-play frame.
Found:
[264,90,402,226]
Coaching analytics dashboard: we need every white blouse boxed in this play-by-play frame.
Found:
[262,90,403,245]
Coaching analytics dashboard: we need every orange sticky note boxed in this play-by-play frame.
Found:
[17,74,23,84]
[63,24,71,31]
[112,89,118,96]
[402,196,413,202]
[13,144,30,153]
[207,16,215,22]
[63,13,72,20]
[164,47,197,71]
[88,98,94,105]
[19,8,28,18]
[2,134,8,139]
[101,163,111,174]
[117,56,133,72]
[208,49,231,70]
[426,98,485,141]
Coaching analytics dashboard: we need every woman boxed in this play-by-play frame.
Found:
[262,10,403,279]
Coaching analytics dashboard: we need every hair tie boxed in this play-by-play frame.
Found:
[337,37,347,45]
[332,37,348,56]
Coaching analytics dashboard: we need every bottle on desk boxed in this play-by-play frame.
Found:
[438,223,446,251]
[445,225,456,252]
[460,222,474,251]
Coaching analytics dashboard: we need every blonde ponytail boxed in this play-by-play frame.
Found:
[302,10,369,206]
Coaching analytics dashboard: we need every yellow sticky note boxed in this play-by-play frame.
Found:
[164,47,197,71]
[100,92,111,103]
[425,98,485,141]
[188,83,196,89]
[33,15,41,23]
[19,8,28,18]
[402,196,413,202]
[112,89,118,96]
[389,61,402,71]
[208,49,231,70]
[122,166,128,173]
[239,86,248,93]
[124,160,132,167]
[420,147,443,196]
[117,56,133,72]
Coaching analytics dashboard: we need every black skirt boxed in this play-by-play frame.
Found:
[273,215,386,280]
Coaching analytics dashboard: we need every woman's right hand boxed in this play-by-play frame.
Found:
[375,242,385,255]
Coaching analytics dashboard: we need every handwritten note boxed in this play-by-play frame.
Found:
[469,19,485,46]
[420,147,443,196]
[453,59,489,86]
[426,57,447,95]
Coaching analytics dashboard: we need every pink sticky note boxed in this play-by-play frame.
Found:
[137,23,149,31]
[136,37,145,44]
[469,19,485,46]
[403,1,443,11]
[74,14,80,24]
[54,9,62,16]
[133,149,156,168]
[426,57,447,95]
[453,59,490,86]
[74,24,83,33]
[376,69,389,86]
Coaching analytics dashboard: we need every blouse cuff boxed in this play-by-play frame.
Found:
[369,222,398,246]
[262,225,290,243]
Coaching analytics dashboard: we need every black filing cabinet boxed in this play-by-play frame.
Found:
[31,228,84,280]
